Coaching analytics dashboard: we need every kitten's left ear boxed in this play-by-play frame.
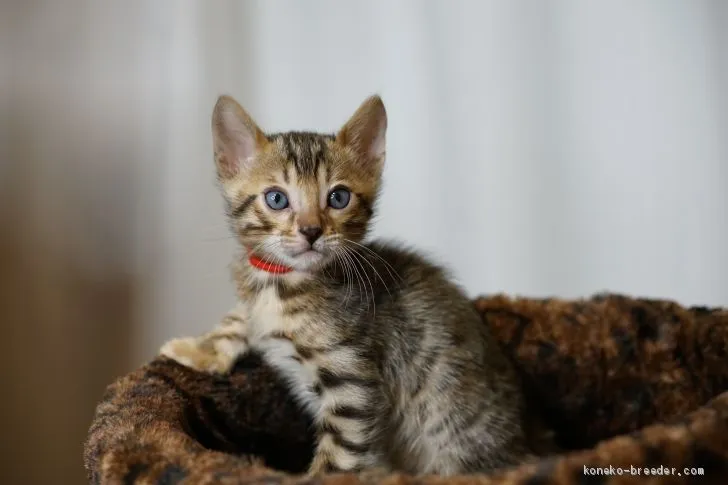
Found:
[336,95,387,171]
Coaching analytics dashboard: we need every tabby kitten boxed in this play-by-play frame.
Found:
[160,94,531,476]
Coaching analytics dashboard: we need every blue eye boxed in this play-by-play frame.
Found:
[264,190,289,210]
[328,187,351,209]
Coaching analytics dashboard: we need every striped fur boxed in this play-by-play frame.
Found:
[160,95,531,476]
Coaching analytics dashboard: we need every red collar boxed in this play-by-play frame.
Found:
[247,250,293,274]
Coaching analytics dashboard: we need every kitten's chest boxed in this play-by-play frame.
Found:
[247,286,326,338]
[247,287,323,413]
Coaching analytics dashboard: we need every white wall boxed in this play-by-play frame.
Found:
[146,0,728,361]
[8,1,727,364]
[147,0,727,358]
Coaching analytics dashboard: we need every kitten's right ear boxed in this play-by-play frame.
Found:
[211,95,268,180]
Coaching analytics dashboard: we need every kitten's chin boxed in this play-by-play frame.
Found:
[289,250,326,272]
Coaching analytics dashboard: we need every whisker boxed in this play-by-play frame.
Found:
[343,239,402,285]
[343,245,376,317]
[332,246,353,306]
[340,249,354,305]
[348,247,392,301]
[349,248,378,303]
[341,246,368,311]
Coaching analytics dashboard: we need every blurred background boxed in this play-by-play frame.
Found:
[2,1,727,483]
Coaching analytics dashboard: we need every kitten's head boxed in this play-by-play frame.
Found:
[211,94,386,274]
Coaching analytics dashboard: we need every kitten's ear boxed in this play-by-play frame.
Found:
[336,95,387,170]
[211,95,268,180]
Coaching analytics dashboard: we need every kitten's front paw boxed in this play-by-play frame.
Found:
[306,453,366,477]
[305,457,330,477]
[159,336,247,374]
[307,448,349,477]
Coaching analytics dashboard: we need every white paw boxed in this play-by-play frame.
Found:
[210,337,249,372]
[159,337,197,368]
[159,336,248,374]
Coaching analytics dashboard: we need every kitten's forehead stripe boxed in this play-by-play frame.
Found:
[319,164,330,189]
[269,132,335,180]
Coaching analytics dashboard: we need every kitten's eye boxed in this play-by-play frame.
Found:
[328,187,351,209]
[264,190,289,210]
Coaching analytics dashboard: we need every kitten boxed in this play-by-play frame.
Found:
[160,94,532,476]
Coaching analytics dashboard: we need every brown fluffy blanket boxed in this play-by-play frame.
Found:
[83,293,728,484]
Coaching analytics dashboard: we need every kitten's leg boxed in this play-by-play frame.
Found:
[159,306,250,374]
[307,372,386,476]
[419,365,531,475]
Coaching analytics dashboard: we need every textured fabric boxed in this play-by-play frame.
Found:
[84,293,728,484]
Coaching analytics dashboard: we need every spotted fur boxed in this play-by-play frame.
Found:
[160,94,531,476]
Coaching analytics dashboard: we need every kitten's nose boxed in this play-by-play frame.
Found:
[299,226,323,245]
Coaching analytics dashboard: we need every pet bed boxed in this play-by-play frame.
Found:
[83,293,728,484]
